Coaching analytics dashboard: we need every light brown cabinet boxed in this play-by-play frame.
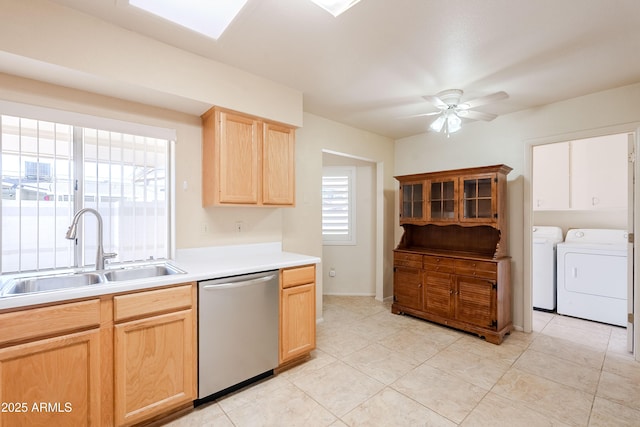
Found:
[393,165,512,344]
[113,285,196,426]
[279,265,316,366]
[0,283,196,427]
[262,122,296,205]
[202,107,295,207]
[0,300,102,426]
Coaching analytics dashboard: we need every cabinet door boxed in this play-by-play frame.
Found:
[532,142,570,210]
[263,122,295,205]
[280,283,316,363]
[571,135,628,209]
[399,181,426,223]
[423,271,452,318]
[393,265,423,310]
[428,178,457,222]
[114,309,195,427]
[218,111,261,204]
[0,329,101,427]
[454,276,496,329]
[459,174,496,223]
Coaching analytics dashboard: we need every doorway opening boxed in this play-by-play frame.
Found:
[528,129,637,356]
[321,150,381,298]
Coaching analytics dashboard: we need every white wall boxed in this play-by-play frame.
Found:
[0,73,285,251]
[283,113,395,318]
[534,210,627,236]
[322,153,376,296]
[395,82,640,331]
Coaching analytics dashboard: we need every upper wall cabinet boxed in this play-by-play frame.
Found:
[202,107,296,207]
[532,142,570,210]
[571,135,628,210]
[533,134,628,211]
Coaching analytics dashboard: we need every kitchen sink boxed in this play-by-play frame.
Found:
[103,264,185,282]
[0,262,186,297]
[1,272,104,296]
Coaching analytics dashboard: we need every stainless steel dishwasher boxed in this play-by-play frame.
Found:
[197,270,279,402]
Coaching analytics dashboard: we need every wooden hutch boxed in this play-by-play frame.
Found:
[392,164,512,344]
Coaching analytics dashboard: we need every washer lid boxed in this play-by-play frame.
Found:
[532,226,564,242]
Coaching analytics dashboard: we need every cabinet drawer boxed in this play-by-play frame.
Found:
[0,299,100,346]
[282,265,316,288]
[114,284,193,322]
[454,260,497,279]
[393,252,423,268]
[423,256,455,273]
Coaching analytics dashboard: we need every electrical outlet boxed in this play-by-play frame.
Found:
[201,223,208,234]
[235,221,243,232]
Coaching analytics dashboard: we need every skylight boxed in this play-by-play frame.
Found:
[309,0,362,17]
[129,0,248,40]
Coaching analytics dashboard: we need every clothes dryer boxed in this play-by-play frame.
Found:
[532,226,563,310]
[556,229,628,326]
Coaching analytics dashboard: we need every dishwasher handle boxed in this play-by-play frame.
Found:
[202,274,276,290]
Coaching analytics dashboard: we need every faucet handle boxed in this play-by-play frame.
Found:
[104,252,117,260]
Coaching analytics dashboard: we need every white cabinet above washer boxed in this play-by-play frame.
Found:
[532,142,570,210]
[571,134,628,210]
[533,133,629,211]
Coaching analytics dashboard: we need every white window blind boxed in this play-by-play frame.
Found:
[322,166,356,245]
[0,110,172,274]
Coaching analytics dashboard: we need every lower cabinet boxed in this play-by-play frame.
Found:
[0,329,101,426]
[279,265,316,365]
[113,284,196,426]
[0,299,102,426]
[393,265,423,311]
[0,283,196,427]
[393,251,511,344]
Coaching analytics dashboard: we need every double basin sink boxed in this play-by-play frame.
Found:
[1,263,186,297]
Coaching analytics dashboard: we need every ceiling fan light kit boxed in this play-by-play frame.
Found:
[423,89,508,137]
[429,110,462,136]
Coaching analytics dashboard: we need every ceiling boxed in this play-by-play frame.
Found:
[44,0,640,139]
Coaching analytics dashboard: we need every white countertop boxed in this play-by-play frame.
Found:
[0,242,320,311]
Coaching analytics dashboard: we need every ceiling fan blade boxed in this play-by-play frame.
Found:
[422,95,448,109]
[458,110,498,121]
[458,91,508,110]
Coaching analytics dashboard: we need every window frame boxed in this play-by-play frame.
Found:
[322,165,356,246]
[0,100,176,274]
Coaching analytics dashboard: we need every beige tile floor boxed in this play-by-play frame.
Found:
[166,296,640,426]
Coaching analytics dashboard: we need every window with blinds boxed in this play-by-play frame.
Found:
[322,166,356,245]
[0,114,171,274]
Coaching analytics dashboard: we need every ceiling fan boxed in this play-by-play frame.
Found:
[415,89,509,137]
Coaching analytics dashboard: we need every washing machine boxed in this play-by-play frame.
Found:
[556,229,628,326]
[532,226,563,311]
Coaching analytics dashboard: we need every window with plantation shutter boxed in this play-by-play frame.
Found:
[322,166,356,245]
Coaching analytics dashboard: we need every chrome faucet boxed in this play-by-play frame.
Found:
[65,208,117,270]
